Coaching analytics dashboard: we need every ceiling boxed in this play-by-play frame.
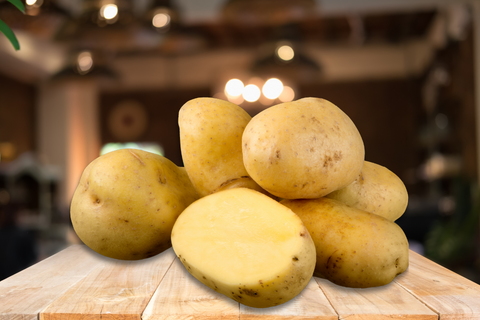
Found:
[0,0,439,53]
[0,0,473,89]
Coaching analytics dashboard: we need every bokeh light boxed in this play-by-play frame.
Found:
[277,45,294,61]
[153,12,171,28]
[77,51,93,74]
[278,86,295,102]
[225,79,244,97]
[100,4,118,20]
[262,78,284,99]
[243,84,261,102]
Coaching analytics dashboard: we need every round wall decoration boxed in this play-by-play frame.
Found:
[108,100,148,141]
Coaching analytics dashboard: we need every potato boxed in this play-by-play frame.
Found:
[242,97,365,199]
[281,197,409,288]
[70,149,199,260]
[179,97,274,198]
[171,188,316,308]
[326,161,408,221]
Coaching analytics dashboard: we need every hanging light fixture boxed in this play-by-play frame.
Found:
[251,23,323,86]
[99,3,118,22]
[84,0,129,26]
[25,0,43,16]
[152,11,171,29]
[50,49,118,82]
[146,0,180,33]
[276,43,295,62]
[76,51,94,74]
[251,41,322,84]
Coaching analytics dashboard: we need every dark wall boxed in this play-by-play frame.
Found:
[0,73,36,161]
[434,32,477,180]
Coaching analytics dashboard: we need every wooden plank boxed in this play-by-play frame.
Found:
[313,253,439,320]
[40,247,177,320]
[395,250,480,320]
[144,256,338,320]
[240,277,338,320]
[0,245,105,320]
[315,278,438,320]
[142,257,240,320]
[3,245,480,320]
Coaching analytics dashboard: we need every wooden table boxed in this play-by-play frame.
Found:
[0,245,479,320]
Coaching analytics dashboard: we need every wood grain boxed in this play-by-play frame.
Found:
[2,246,480,320]
[144,256,338,320]
[39,247,176,320]
[240,277,338,320]
[0,245,106,320]
[396,250,480,320]
[316,274,438,320]
[143,257,240,320]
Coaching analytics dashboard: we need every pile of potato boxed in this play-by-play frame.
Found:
[70,97,409,308]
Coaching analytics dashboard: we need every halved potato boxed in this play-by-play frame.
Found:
[171,188,316,308]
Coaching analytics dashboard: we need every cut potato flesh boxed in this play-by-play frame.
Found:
[171,188,316,308]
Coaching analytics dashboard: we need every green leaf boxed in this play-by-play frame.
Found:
[7,0,25,14]
[0,19,20,51]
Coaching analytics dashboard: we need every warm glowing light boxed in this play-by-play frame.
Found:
[77,51,93,74]
[228,94,245,105]
[243,84,261,102]
[277,45,294,61]
[153,12,171,28]
[26,0,43,13]
[225,79,244,97]
[100,4,118,20]
[279,86,295,102]
[262,78,283,99]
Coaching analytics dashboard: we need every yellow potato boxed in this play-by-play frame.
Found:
[242,97,365,199]
[281,197,409,288]
[171,188,316,308]
[179,97,272,198]
[326,161,408,221]
[71,149,199,260]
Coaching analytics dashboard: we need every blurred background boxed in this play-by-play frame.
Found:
[0,0,479,283]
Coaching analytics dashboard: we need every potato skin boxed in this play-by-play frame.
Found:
[242,97,365,199]
[179,97,258,197]
[70,149,199,260]
[281,197,409,288]
[326,161,409,221]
